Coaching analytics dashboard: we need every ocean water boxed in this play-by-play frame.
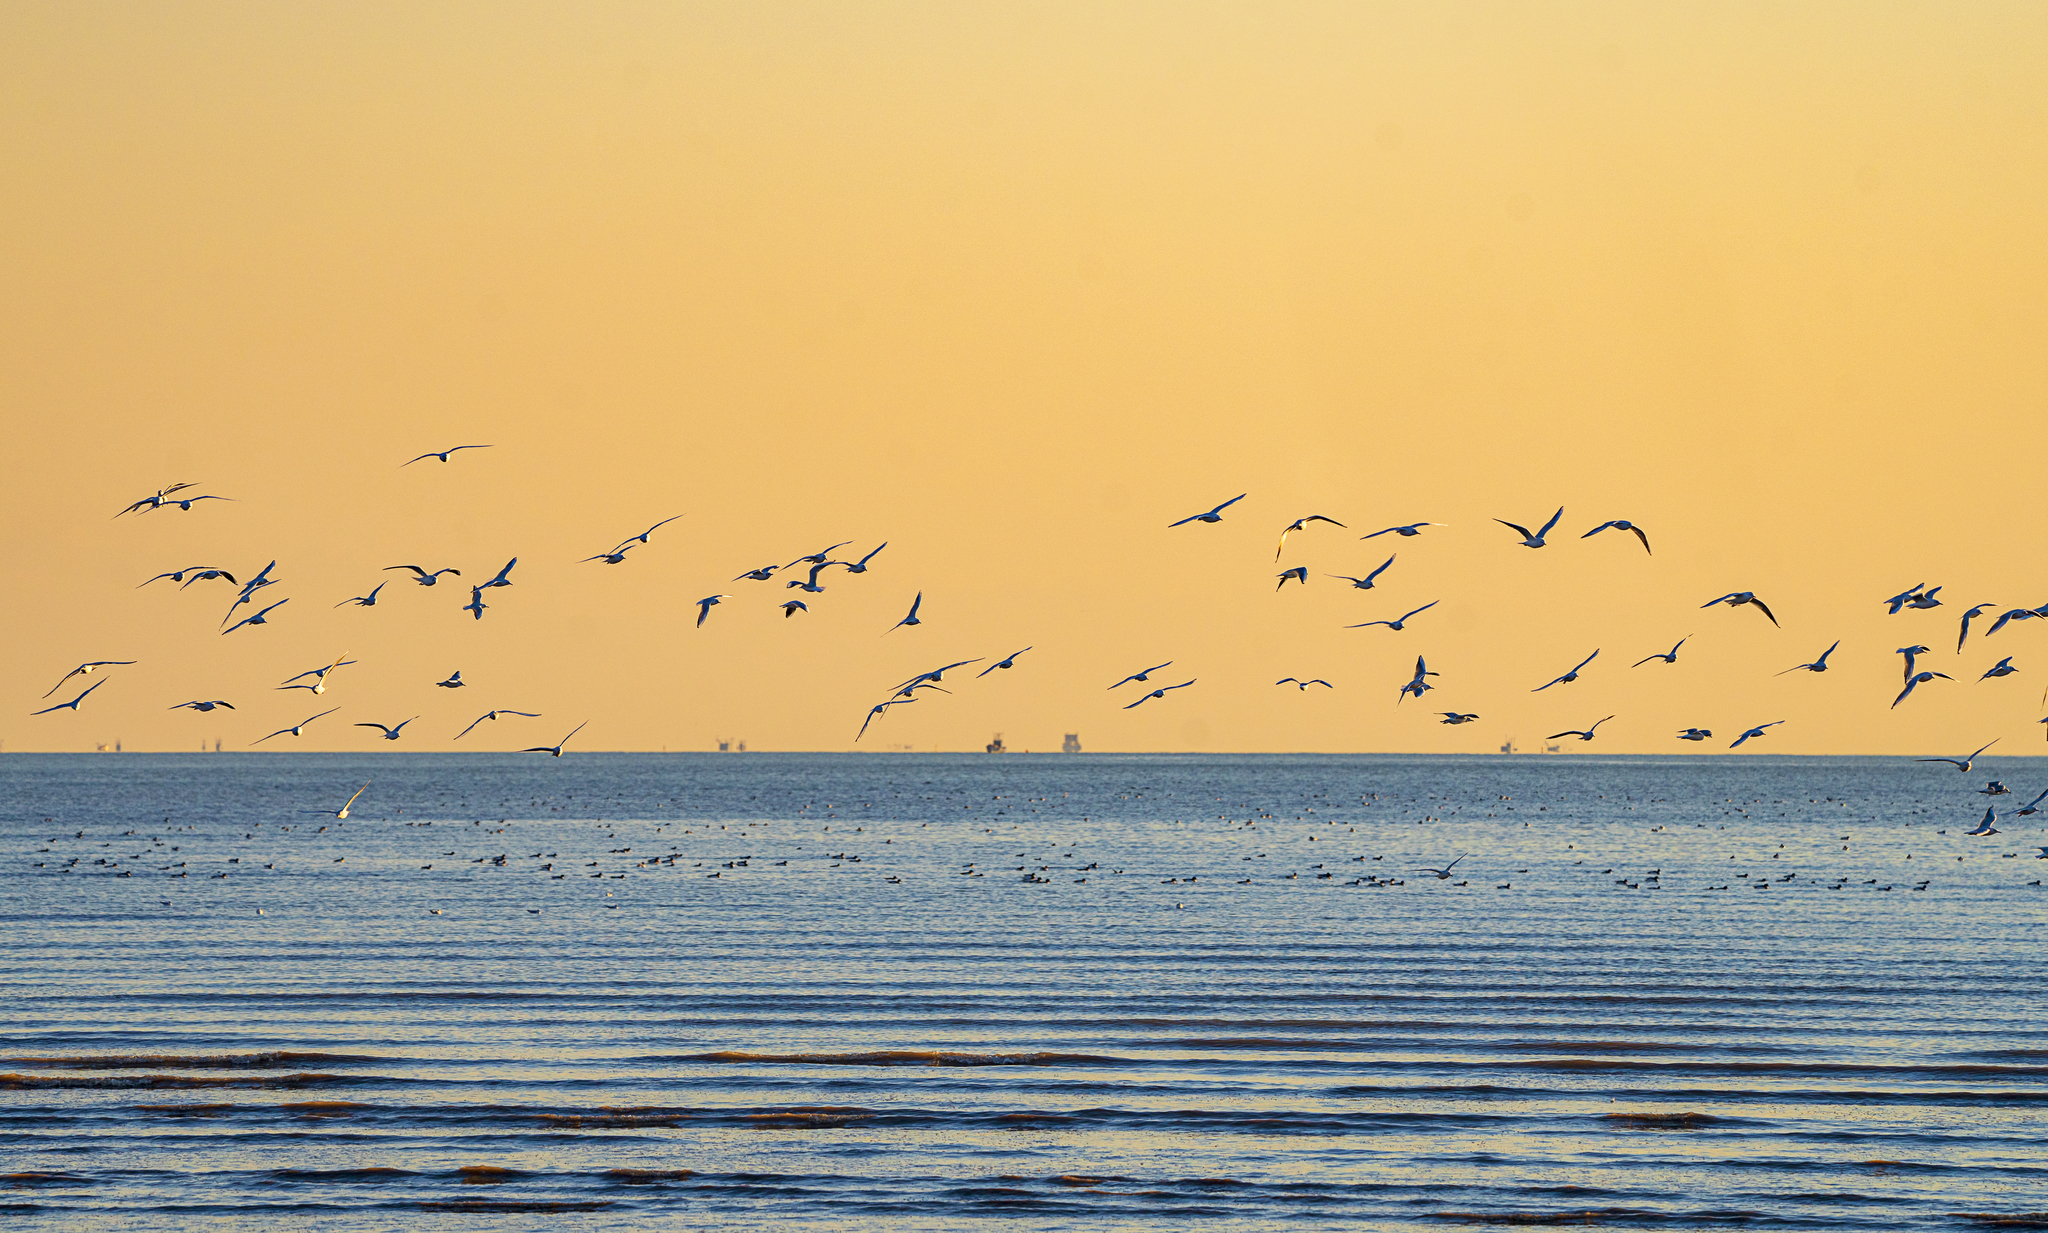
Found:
[3,752,2045,1230]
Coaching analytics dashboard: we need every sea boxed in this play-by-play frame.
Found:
[3,752,2045,1230]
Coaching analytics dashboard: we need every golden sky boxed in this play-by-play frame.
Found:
[3,2,2045,754]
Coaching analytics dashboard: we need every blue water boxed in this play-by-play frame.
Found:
[4,753,2046,1229]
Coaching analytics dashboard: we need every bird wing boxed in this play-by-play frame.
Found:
[1164,679,1196,691]
[1628,525,1652,554]
[385,565,427,575]
[1306,515,1343,527]
[400,452,438,466]
[1749,597,1779,626]
[1403,601,1439,621]
[354,723,392,735]
[1122,694,1153,709]
[1209,493,1247,515]
[1536,507,1564,537]
[1363,555,1396,582]
[907,593,922,617]
[1276,678,1299,686]
[1494,519,1533,539]
[1701,594,1735,608]
[1573,649,1599,672]
[858,542,888,566]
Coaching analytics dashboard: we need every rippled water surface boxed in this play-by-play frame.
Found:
[5,752,2046,1230]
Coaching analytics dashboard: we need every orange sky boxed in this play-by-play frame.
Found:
[3,2,2045,754]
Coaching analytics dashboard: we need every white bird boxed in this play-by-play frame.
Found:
[1398,656,1438,703]
[1729,721,1784,748]
[147,493,232,512]
[1275,516,1346,560]
[1496,507,1563,548]
[1328,556,1396,590]
[435,671,465,688]
[252,709,340,745]
[978,648,1033,676]
[781,600,808,618]
[402,445,492,466]
[1958,603,1998,651]
[1701,591,1778,626]
[173,568,238,589]
[733,564,782,581]
[171,700,234,713]
[1882,583,1926,614]
[1892,671,1952,709]
[616,514,683,547]
[1276,678,1333,690]
[834,543,888,574]
[454,710,542,740]
[786,541,853,568]
[1110,662,1173,689]
[1677,728,1712,741]
[115,483,196,517]
[386,564,461,586]
[1347,601,1438,632]
[480,559,518,589]
[695,595,731,627]
[31,679,107,716]
[1978,781,2010,797]
[583,543,639,565]
[139,566,234,588]
[1963,806,2000,837]
[1439,712,1479,724]
[1168,494,1246,527]
[1981,657,2018,681]
[1633,637,1689,667]
[856,699,912,742]
[523,721,588,756]
[462,588,487,620]
[220,562,280,624]
[1907,586,1944,610]
[896,660,984,690]
[1917,739,1998,771]
[785,562,832,593]
[2011,788,2048,817]
[1548,717,1613,742]
[1777,640,1840,675]
[355,718,417,741]
[1123,679,1195,708]
[279,656,356,694]
[305,782,369,819]
[1985,608,2038,637]
[1896,644,1932,682]
[1275,567,1309,589]
[1532,650,1599,692]
[1359,523,1441,539]
[42,661,136,698]
[335,583,386,608]
[222,598,288,635]
[885,592,924,634]
[1582,520,1651,554]
[1417,854,1466,879]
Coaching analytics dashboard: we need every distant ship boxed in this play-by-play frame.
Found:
[985,733,1007,754]
[1062,733,1082,753]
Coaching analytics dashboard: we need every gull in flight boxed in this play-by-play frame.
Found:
[1882,583,1932,614]
[386,564,461,587]
[616,515,683,547]
[454,710,541,740]
[222,598,288,635]
[252,709,340,745]
[115,483,195,517]
[785,562,833,593]
[1168,494,1246,527]
[435,671,465,688]
[1398,656,1438,703]
[280,656,356,694]
[1907,586,1944,610]
[733,563,782,581]
[1633,637,1690,667]
[174,568,238,589]
[1892,671,1952,709]
[897,660,984,691]
[1348,601,1438,632]
[221,562,280,624]
[1548,716,1613,742]
[305,783,369,819]
[1981,657,2019,681]
[1896,644,1931,682]
[31,679,108,716]
[1582,520,1652,554]
[1329,556,1397,590]
[151,493,231,512]
[139,567,235,588]
[833,543,888,574]
[1917,739,1998,772]
[786,541,853,568]
[1730,721,1784,748]
[1985,608,2040,638]
[978,648,1033,676]
[1777,640,1840,675]
[1110,662,1173,689]
[1276,678,1333,690]
[402,445,492,466]
[42,661,136,698]
[583,543,640,565]
[1439,712,1479,724]
[1677,728,1712,741]
[170,700,235,713]
[780,600,808,618]
[1963,807,2000,837]
[1275,516,1346,559]
[335,583,386,608]
[462,588,487,620]
[523,721,588,756]
[1417,854,1466,879]
[1360,523,1441,539]
[1958,604,1999,651]
[2009,788,2048,817]
[355,718,417,741]
[1701,591,1779,626]
[478,559,518,589]
[1276,567,1308,589]
[1123,680,1195,708]
[1495,507,1563,548]
[695,595,731,627]
[856,698,913,742]
[1532,650,1599,692]
[885,592,924,634]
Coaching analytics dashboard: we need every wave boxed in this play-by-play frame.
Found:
[270,1167,418,1181]
[1601,1111,1727,1129]
[687,1050,1124,1067]
[7,1052,378,1070]
[0,1072,349,1090]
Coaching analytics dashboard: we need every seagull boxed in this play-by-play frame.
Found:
[115,483,195,516]
[978,648,1033,676]
[335,583,386,608]
[402,445,492,466]
[386,565,461,587]
[695,595,731,627]
[856,699,912,742]
[139,567,234,588]
[896,660,984,690]
[1548,717,1613,742]
[220,562,280,624]
[583,543,639,565]
[252,709,340,745]
[1581,520,1651,554]
[152,493,231,511]
[42,661,136,698]
[834,543,888,574]
[786,541,853,568]
[1276,678,1333,690]
[1438,712,1479,724]
[1916,739,1998,771]
[615,515,683,547]
[1110,662,1173,689]
[453,711,541,740]
[1496,507,1563,548]
[480,559,517,589]
[1532,650,1599,692]
[1985,608,2039,637]
[1729,721,1785,748]
[31,679,107,716]
[1633,637,1690,667]
[1981,657,2019,681]
[1778,640,1840,675]
[1907,587,1945,610]
[784,562,832,593]
[1275,567,1309,589]
[222,598,288,635]
[1123,680,1195,708]
[1892,671,1953,709]
[781,600,808,618]
[1347,601,1439,632]
[885,592,923,634]
[1701,591,1779,626]
[1882,583,1926,614]
[1978,781,2011,797]
[1328,556,1397,590]
[1168,494,1246,527]
[462,588,488,620]
[279,656,356,694]
[1896,644,1932,682]
[1276,516,1346,559]
[355,718,417,741]
[1360,523,1441,539]
[1398,656,1438,703]
[523,721,588,756]
[1677,728,1712,741]
[1417,854,1466,879]
[1958,604,1999,651]
[305,783,369,819]
[2012,788,2048,817]
[170,700,235,713]
[435,671,465,688]
[1963,806,2000,837]
[733,564,782,581]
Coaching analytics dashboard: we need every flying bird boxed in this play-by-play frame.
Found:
[781,600,808,618]
[1892,671,1952,709]
[1275,567,1309,589]
[252,709,340,745]
[785,541,854,569]
[523,721,588,756]
[31,679,107,716]
[1275,515,1346,559]
[221,598,288,635]
[335,583,386,608]
[1677,728,1712,741]
[1896,644,1932,682]
[1275,678,1333,690]
[1347,601,1438,632]
[1168,494,1247,527]
[435,670,465,688]
[1417,854,1467,879]
[1978,781,2010,797]
[354,718,417,741]
[173,568,238,589]
[305,783,369,819]
[135,489,231,512]
[834,543,888,574]
[1958,604,1999,652]
[1123,680,1195,708]
[1110,662,1173,690]
[1729,721,1785,748]
[1496,507,1563,548]
[1438,712,1479,724]
[139,567,234,588]
[1985,608,2039,638]
[1907,587,1945,610]
[1963,807,2001,837]
[1916,739,1998,772]
[1548,717,1613,742]
[733,564,782,582]
[785,562,833,593]
[1581,520,1651,554]
[279,656,356,694]
[896,660,984,690]
[615,515,683,547]
[1633,637,1690,667]
[386,565,460,586]
[583,543,639,565]
[1981,657,2019,681]
[856,699,912,742]
[42,661,136,698]
[480,559,517,589]
[1328,556,1397,590]
[1778,640,1840,675]
[402,445,492,466]
[115,483,195,517]
[1359,523,1441,539]
[885,592,924,634]
[462,588,488,620]
[2009,788,2048,817]
[1532,650,1599,692]
[1701,591,1778,626]
[978,648,1033,676]
[454,710,542,740]
[695,595,731,627]
[170,700,234,713]
[1398,656,1438,703]
[1882,583,1927,614]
